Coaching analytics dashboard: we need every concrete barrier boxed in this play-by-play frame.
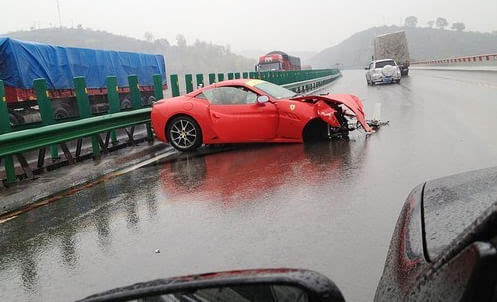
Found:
[411,53,497,72]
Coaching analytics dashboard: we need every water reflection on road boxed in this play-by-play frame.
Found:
[0,138,372,302]
[161,141,368,204]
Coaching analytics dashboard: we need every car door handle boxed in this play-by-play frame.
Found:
[212,113,220,119]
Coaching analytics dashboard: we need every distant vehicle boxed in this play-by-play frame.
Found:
[0,38,167,125]
[151,79,374,152]
[365,59,401,85]
[255,51,301,72]
[81,167,497,302]
[373,31,410,76]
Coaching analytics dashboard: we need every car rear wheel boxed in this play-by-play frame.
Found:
[166,116,202,152]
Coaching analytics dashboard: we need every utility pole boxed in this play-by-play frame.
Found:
[56,0,62,27]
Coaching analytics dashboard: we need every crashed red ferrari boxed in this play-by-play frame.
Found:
[151,79,376,151]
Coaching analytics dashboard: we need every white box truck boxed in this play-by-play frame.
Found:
[374,31,410,76]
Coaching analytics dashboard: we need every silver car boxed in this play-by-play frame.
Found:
[365,59,401,85]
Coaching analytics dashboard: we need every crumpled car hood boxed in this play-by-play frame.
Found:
[291,94,373,133]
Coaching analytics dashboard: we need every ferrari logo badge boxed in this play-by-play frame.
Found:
[290,104,296,111]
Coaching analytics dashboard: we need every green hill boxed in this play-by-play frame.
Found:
[2,27,256,75]
[311,25,497,69]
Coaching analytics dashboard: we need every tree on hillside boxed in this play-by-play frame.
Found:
[451,22,466,32]
[176,34,187,48]
[155,38,170,49]
[427,20,434,28]
[436,17,449,30]
[144,32,154,42]
[404,16,418,27]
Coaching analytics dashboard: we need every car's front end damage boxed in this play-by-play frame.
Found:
[291,94,383,141]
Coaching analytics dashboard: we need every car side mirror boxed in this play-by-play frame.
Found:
[78,269,345,302]
[257,95,270,104]
[365,67,369,70]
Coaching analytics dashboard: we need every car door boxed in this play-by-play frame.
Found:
[205,86,278,142]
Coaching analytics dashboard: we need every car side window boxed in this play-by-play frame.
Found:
[203,87,258,105]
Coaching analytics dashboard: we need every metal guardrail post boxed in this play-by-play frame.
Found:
[0,80,11,135]
[128,75,142,110]
[74,76,100,158]
[34,79,55,125]
[74,77,92,118]
[106,76,120,144]
[106,76,120,114]
[242,72,248,79]
[128,75,153,141]
[0,80,15,184]
[234,72,241,79]
[218,73,224,82]
[185,74,193,93]
[208,73,216,84]
[153,74,164,100]
[34,78,59,160]
[170,75,180,97]
[196,74,204,88]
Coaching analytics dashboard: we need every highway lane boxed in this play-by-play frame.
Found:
[1,69,497,301]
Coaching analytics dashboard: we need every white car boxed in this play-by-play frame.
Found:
[365,59,401,85]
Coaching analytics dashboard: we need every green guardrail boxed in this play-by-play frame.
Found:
[169,69,341,97]
[1,68,341,184]
[0,74,163,184]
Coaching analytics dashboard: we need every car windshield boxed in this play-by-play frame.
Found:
[258,62,281,71]
[375,60,396,68]
[252,81,296,99]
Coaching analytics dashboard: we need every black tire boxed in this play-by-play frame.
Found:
[147,96,157,105]
[53,105,71,120]
[166,116,203,152]
[396,79,401,84]
[8,113,19,126]
[121,96,132,110]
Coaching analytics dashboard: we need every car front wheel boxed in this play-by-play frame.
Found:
[166,116,203,152]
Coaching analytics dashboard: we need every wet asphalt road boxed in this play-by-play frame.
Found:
[1,70,497,302]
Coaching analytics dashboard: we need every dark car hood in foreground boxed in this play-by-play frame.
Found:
[375,166,497,301]
[423,166,497,261]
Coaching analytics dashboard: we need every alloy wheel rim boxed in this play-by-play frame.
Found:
[170,120,197,149]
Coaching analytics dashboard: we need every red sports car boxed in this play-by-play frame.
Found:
[151,79,373,151]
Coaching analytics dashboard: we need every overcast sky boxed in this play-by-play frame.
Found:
[2,0,496,53]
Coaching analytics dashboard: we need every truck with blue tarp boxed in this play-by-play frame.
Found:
[0,38,167,124]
